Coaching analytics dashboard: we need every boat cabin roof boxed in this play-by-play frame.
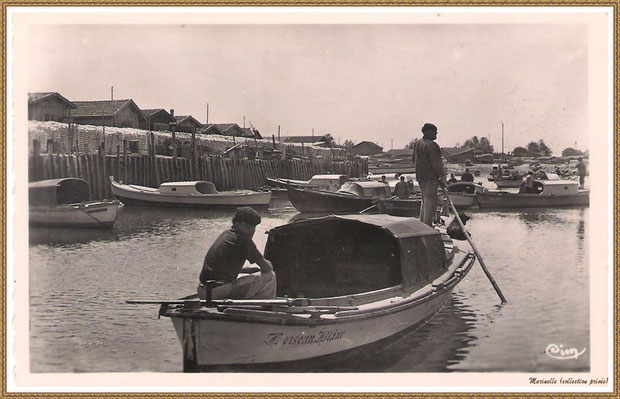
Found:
[29,178,91,206]
[337,181,392,197]
[533,179,579,196]
[159,181,219,194]
[265,215,448,298]
[309,174,346,181]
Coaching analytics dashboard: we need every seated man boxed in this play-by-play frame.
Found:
[197,207,276,300]
[461,169,474,182]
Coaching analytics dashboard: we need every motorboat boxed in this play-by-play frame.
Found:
[445,182,488,208]
[476,179,589,208]
[29,178,122,228]
[155,214,476,370]
[287,180,392,214]
[374,196,422,217]
[110,177,272,208]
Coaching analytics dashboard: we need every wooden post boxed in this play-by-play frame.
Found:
[123,139,128,183]
[171,123,177,181]
[192,129,197,181]
[116,144,120,182]
[31,139,41,181]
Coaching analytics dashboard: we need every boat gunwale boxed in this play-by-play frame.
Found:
[159,250,475,326]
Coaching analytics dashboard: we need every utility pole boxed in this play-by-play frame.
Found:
[243,116,245,128]
[206,103,209,124]
[391,138,393,150]
[501,122,504,156]
[111,86,114,100]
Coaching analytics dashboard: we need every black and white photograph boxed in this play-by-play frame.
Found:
[5,6,615,393]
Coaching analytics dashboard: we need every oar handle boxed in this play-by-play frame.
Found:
[441,183,507,303]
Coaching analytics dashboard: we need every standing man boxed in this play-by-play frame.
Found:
[412,123,446,226]
[576,157,587,189]
[197,207,276,300]
[393,175,410,199]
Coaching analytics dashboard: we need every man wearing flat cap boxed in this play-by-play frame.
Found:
[197,207,276,300]
[412,123,446,226]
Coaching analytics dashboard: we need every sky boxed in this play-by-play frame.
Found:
[25,18,589,154]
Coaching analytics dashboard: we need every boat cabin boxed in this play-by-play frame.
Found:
[29,178,91,206]
[159,181,219,195]
[337,181,392,198]
[532,180,580,196]
[264,215,449,298]
[446,182,485,195]
[306,174,348,191]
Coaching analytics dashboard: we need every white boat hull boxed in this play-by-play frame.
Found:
[164,250,475,369]
[111,180,272,208]
[29,200,122,228]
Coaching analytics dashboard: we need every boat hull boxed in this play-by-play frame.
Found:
[287,187,375,213]
[161,247,475,370]
[266,177,307,190]
[375,198,422,217]
[448,194,478,208]
[170,288,452,369]
[111,181,272,208]
[29,200,121,228]
[476,191,590,208]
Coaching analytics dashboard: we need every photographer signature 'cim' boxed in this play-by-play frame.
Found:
[545,344,586,360]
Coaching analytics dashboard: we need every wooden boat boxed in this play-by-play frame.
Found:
[476,179,589,208]
[157,214,476,370]
[494,174,524,188]
[110,177,271,208]
[266,174,348,192]
[287,180,392,213]
[29,178,121,228]
[445,182,488,208]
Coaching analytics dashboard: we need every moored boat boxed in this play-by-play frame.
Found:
[476,179,589,208]
[29,178,122,228]
[445,182,488,208]
[267,174,348,192]
[110,177,271,208]
[287,180,391,214]
[157,214,476,370]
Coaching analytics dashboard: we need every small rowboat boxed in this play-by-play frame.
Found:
[110,177,272,208]
[29,178,122,228]
[476,179,589,208]
[154,214,475,370]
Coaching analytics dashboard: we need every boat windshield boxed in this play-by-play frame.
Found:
[195,181,219,194]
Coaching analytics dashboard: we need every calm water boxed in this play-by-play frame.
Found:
[29,178,590,373]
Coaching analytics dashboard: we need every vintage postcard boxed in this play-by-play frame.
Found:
[4,5,616,395]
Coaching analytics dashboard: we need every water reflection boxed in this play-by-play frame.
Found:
[29,226,120,247]
[338,294,479,372]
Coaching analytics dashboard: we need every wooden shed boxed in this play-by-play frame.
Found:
[352,141,383,156]
[174,115,204,133]
[72,99,146,129]
[142,108,176,131]
[28,92,76,122]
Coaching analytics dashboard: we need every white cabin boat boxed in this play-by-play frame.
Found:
[29,178,122,228]
[110,178,271,208]
[477,179,589,208]
[156,215,476,370]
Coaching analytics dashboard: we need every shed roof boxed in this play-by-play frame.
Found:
[141,108,176,122]
[174,115,203,127]
[72,99,146,120]
[353,141,383,150]
[28,92,76,108]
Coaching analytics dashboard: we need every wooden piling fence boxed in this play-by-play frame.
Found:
[29,144,368,200]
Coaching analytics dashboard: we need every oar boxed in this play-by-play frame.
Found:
[359,195,398,214]
[440,182,507,303]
